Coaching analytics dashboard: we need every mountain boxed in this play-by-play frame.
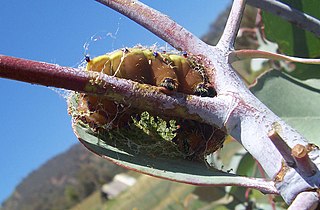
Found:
[201,5,231,45]
[1,143,126,210]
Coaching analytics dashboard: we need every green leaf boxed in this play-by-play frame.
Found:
[262,0,320,58]
[235,153,257,177]
[68,93,276,192]
[262,0,320,80]
[229,153,257,205]
[251,70,320,146]
[72,121,239,185]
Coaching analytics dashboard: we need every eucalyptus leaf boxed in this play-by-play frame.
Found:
[229,153,257,205]
[72,121,272,188]
[251,70,320,146]
[68,92,277,193]
[262,0,320,80]
[262,0,320,58]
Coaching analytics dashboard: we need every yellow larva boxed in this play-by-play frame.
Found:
[86,48,152,84]
[86,48,216,96]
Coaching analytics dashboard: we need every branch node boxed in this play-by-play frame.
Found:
[292,144,317,177]
[268,129,295,167]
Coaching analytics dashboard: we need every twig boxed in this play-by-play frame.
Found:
[292,144,317,177]
[217,0,247,50]
[268,130,295,167]
[256,161,277,210]
[247,0,320,37]
[0,55,230,128]
[230,49,320,64]
[95,0,207,55]
[0,55,90,91]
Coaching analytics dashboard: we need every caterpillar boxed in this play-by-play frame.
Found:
[74,47,224,160]
[85,47,216,96]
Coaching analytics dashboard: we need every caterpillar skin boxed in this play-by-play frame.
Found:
[86,48,152,84]
[142,50,179,91]
[168,54,211,96]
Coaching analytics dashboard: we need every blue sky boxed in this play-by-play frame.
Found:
[0,0,230,204]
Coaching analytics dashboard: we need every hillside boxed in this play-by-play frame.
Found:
[70,175,232,210]
[0,144,126,210]
[1,144,232,210]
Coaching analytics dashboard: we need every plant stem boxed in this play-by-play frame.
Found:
[292,144,317,177]
[268,130,295,167]
[247,0,320,37]
[0,55,229,127]
[2,0,319,206]
[217,0,247,50]
[230,49,320,64]
[95,0,207,55]
[0,55,89,91]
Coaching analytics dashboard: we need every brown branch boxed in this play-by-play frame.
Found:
[0,55,90,92]
[292,144,317,177]
[95,0,207,54]
[268,130,295,167]
[0,55,229,127]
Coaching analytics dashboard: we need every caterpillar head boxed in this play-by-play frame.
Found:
[160,77,178,91]
[194,83,217,97]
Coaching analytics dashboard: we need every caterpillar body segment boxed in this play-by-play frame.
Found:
[139,49,178,91]
[149,55,179,91]
[76,94,133,129]
[86,49,152,84]
[83,48,155,128]
[168,54,204,95]
[85,54,110,73]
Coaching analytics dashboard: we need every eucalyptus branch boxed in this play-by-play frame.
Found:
[287,191,320,210]
[0,55,230,128]
[247,0,320,37]
[95,0,207,55]
[230,49,320,64]
[217,0,247,50]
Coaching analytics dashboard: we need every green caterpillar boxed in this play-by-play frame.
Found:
[74,47,224,160]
